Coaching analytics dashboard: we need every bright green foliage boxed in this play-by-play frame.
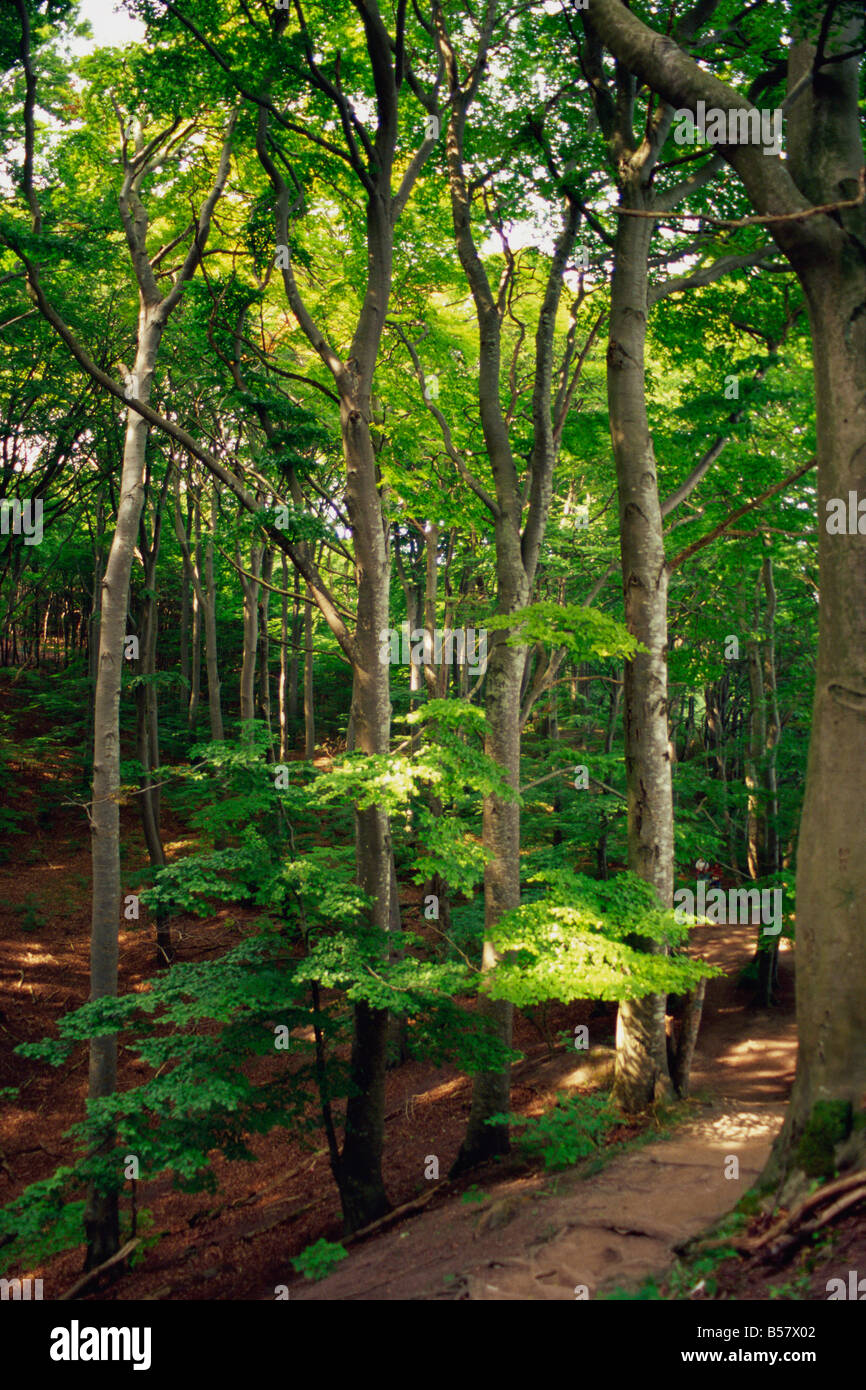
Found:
[460,1186,486,1206]
[488,1092,624,1171]
[291,1238,348,1281]
[486,869,721,1008]
[485,602,643,663]
[2,710,520,1269]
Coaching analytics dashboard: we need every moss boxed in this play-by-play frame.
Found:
[735,1187,763,1217]
[796,1100,853,1178]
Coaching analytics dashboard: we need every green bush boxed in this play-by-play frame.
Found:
[489,1091,623,1170]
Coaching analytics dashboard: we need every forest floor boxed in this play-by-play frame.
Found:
[2,673,860,1302]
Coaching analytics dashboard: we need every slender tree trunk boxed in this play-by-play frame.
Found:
[279,553,289,762]
[671,977,706,1099]
[762,557,781,877]
[337,402,393,1233]
[239,541,261,729]
[179,539,190,712]
[257,546,273,750]
[86,308,164,1267]
[202,492,223,741]
[451,625,525,1171]
[303,593,315,759]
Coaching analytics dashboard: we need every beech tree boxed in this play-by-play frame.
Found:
[583,0,866,1181]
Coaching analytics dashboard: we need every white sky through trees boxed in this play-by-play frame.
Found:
[72,0,145,52]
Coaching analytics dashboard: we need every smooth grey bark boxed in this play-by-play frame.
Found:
[303,592,315,759]
[188,501,202,729]
[201,498,224,742]
[607,197,675,1109]
[85,307,165,1266]
[582,0,775,1109]
[749,555,782,1005]
[81,118,234,1265]
[132,480,173,964]
[173,481,223,741]
[433,0,580,1171]
[257,545,273,746]
[238,539,262,728]
[278,553,290,760]
[252,5,441,1232]
[585,0,866,1182]
[179,529,191,711]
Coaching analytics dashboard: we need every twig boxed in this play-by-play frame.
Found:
[58,1238,140,1300]
[616,169,865,228]
[344,1184,446,1244]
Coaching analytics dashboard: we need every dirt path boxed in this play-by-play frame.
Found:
[288,923,797,1301]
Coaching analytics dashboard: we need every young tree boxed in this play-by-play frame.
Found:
[3,5,236,1261]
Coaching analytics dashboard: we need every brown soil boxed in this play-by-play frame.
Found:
[2,673,827,1303]
[286,920,798,1301]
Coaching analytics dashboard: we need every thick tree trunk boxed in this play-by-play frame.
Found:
[607,194,674,1112]
[584,0,866,1182]
[287,598,300,726]
[768,263,866,1179]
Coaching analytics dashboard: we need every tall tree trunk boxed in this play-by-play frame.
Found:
[202,491,224,741]
[257,545,273,750]
[134,534,171,964]
[762,557,781,877]
[86,307,164,1268]
[303,592,315,760]
[336,401,393,1233]
[772,250,866,1172]
[279,553,289,761]
[585,0,866,1182]
[179,534,190,713]
[608,188,674,1112]
[746,624,766,882]
[17,91,235,1264]
[174,485,222,741]
[435,3,580,1168]
[451,623,525,1171]
[239,541,262,729]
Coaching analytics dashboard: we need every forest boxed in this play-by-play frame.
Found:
[0,0,864,1323]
